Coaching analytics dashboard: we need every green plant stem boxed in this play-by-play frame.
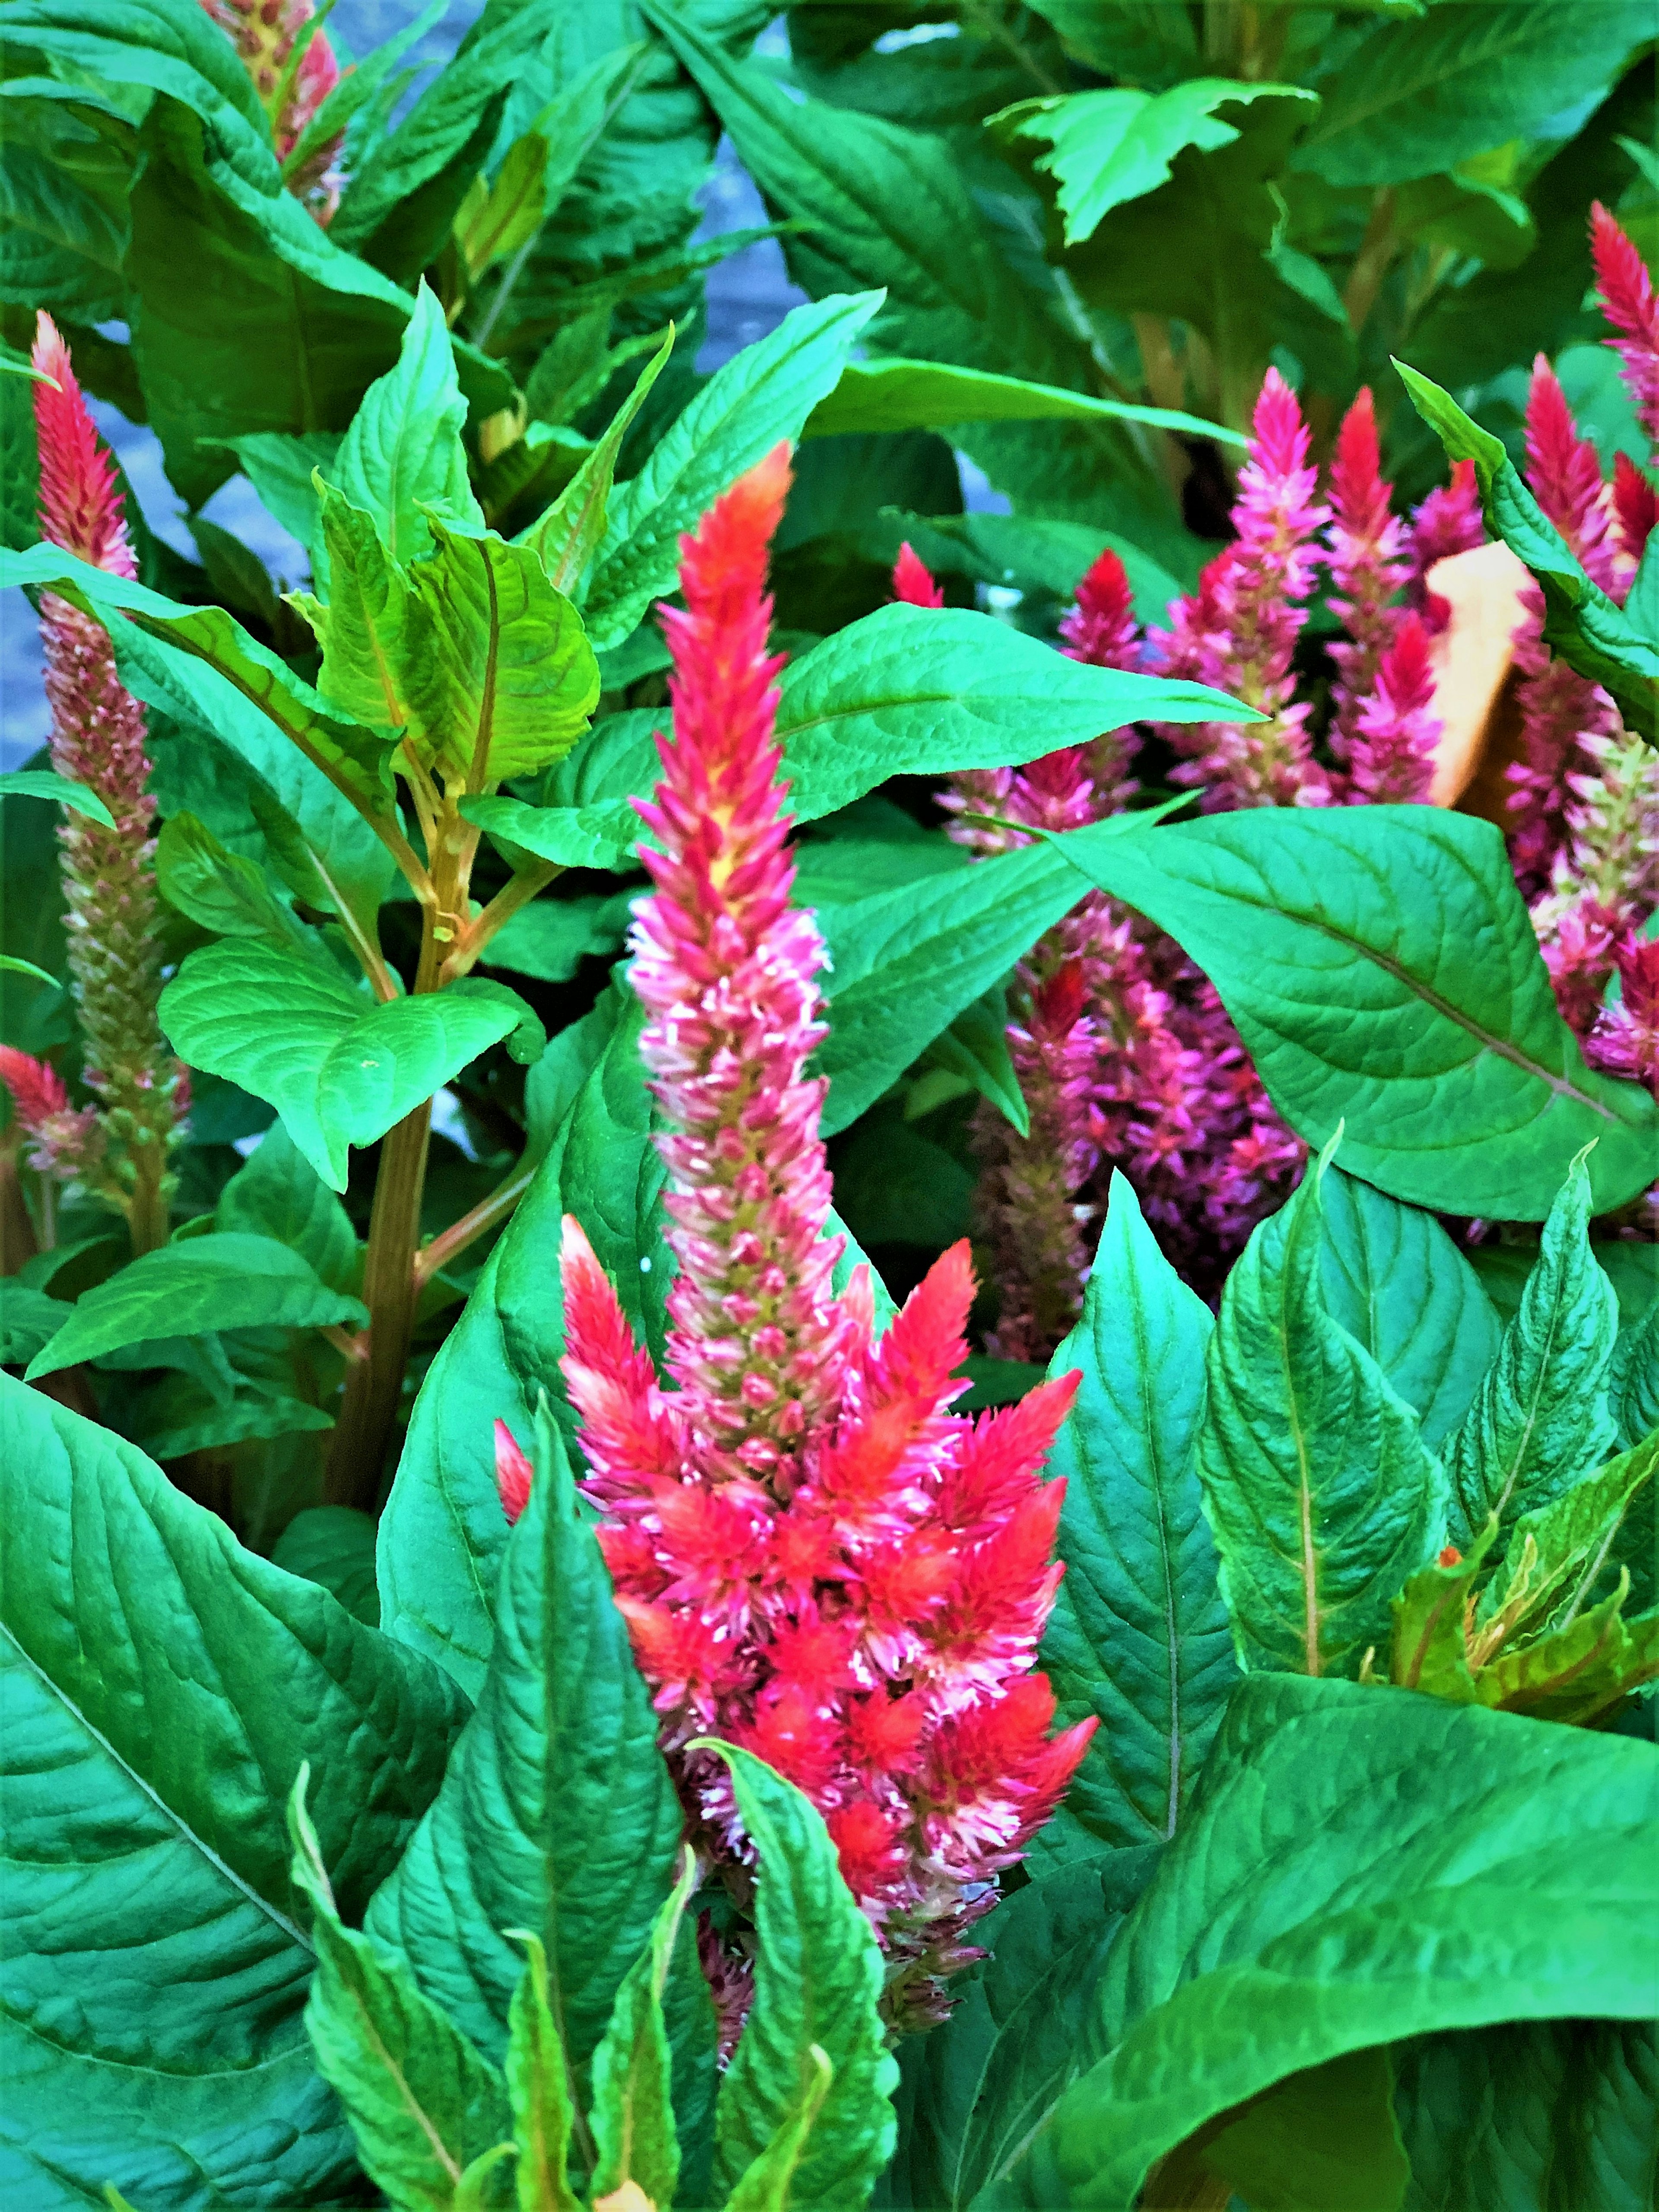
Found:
[1343,188,1399,340]
[440,861,561,984]
[323,1097,432,1509]
[413,1154,536,1287]
[126,1141,171,1257]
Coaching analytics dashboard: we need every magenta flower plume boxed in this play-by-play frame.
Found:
[509,464,1096,2023]
[1523,356,1618,594]
[1532,730,1659,1034]
[1587,936,1659,1097]
[1155,369,1330,809]
[198,0,343,216]
[1408,458,1485,635]
[1325,388,1410,759]
[1342,611,1440,806]
[31,314,187,1248]
[1591,202,1659,445]
[1612,452,1656,575]
[0,1046,102,1182]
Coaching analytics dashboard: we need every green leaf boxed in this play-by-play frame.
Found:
[1178,2046,1409,2212]
[1195,1145,1449,1679]
[505,1935,581,2212]
[159,938,532,1190]
[331,280,483,563]
[1396,363,1659,741]
[998,79,1314,245]
[1394,2018,1659,2212]
[582,291,884,649]
[1387,1517,1497,1703]
[288,1771,513,2212]
[814,839,1087,1136]
[156,808,312,942]
[985,1674,1659,2210]
[1613,1303,1659,1451]
[215,1119,359,1290]
[803,356,1244,447]
[1037,1174,1238,1856]
[1440,1153,1619,1551]
[588,1849,696,2210]
[705,1743,898,2210]
[1296,3,1654,188]
[0,1282,72,1368]
[459,45,643,282]
[1043,807,1659,1218]
[270,1505,381,1626]
[308,493,601,785]
[0,540,401,814]
[0,1373,469,2206]
[0,953,57,987]
[366,1410,685,2125]
[1475,1577,1659,1727]
[724,2047,836,2212]
[923,987,1029,1138]
[25,1230,366,1378]
[518,323,674,598]
[480,896,626,985]
[1483,1428,1659,1654]
[0,766,115,826]
[0,92,133,327]
[1314,1167,1501,1452]
[226,427,341,565]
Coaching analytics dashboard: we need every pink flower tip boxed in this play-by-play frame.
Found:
[30,313,137,578]
[678,443,794,632]
[893,542,945,608]
[1613,452,1657,569]
[494,1419,533,1526]
[0,1047,69,1131]
[1329,386,1389,539]
[1059,545,1140,669]
[1249,365,1312,481]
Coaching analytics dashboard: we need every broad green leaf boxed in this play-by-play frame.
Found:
[998,79,1313,245]
[1196,1147,1449,1679]
[518,324,674,597]
[227,427,341,565]
[308,494,600,785]
[582,291,884,648]
[706,1744,898,2209]
[289,1774,513,2212]
[1045,808,1659,1218]
[156,808,312,943]
[123,95,508,509]
[0,540,400,813]
[331,280,483,563]
[1038,1174,1237,1855]
[0,766,114,826]
[778,604,1258,824]
[505,1935,581,2212]
[803,356,1244,446]
[923,987,1029,1138]
[1476,1579,1659,1728]
[0,1374,469,2207]
[1613,1304,1659,1451]
[1440,1154,1619,1551]
[1397,364,1659,741]
[159,939,532,1190]
[724,2047,836,2212]
[0,1281,71,1368]
[1484,1429,1659,1649]
[365,1415,684,2133]
[1177,2046,1408,2212]
[1296,3,1653,188]
[25,1230,366,1378]
[984,1674,1659,2209]
[481,897,625,985]
[898,1858,1150,2212]
[459,45,642,283]
[376,990,631,1694]
[815,839,1088,1136]
[215,1119,359,1291]
[1315,1168,1501,1452]
[1394,2018,1659,2212]
[588,1851,696,2210]
[641,0,1185,560]
[0,90,134,327]
[271,1506,381,1626]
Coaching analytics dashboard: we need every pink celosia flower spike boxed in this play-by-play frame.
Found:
[1342,610,1440,807]
[0,1046,101,1182]
[893,540,945,609]
[1587,935,1659,1097]
[1523,355,1618,594]
[1530,729,1659,1035]
[535,463,1097,2026]
[198,0,343,217]
[30,314,188,1251]
[1408,458,1485,635]
[1325,388,1411,763]
[1154,368,1330,809]
[1612,452,1656,576]
[1591,203,1659,445]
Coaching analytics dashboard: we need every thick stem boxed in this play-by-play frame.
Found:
[413,1155,536,1287]
[322,1099,432,1509]
[1343,188,1399,340]
[125,1138,170,1256]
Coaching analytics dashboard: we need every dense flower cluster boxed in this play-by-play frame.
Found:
[499,449,1094,2031]
[197,0,343,216]
[1,318,188,1252]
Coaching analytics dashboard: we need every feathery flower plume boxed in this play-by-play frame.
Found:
[31,315,188,1251]
[1591,203,1659,444]
[1611,452,1656,575]
[1408,458,1485,635]
[0,1047,101,1181]
[1154,369,1330,808]
[1522,355,1618,593]
[198,0,343,216]
[518,462,1095,2027]
[1341,611,1440,806]
[1531,731,1659,1033]
[1587,936,1659,1096]
[1325,388,1411,757]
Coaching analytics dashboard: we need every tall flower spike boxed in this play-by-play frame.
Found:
[1612,452,1656,576]
[1408,458,1485,635]
[1591,203,1659,444]
[1342,611,1440,806]
[1325,388,1410,761]
[198,0,343,216]
[1523,356,1619,594]
[1154,369,1330,809]
[541,472,1095,2027]
[31,315,188,1250]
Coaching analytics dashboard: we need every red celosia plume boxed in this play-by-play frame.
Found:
[1591,203,1659,444]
